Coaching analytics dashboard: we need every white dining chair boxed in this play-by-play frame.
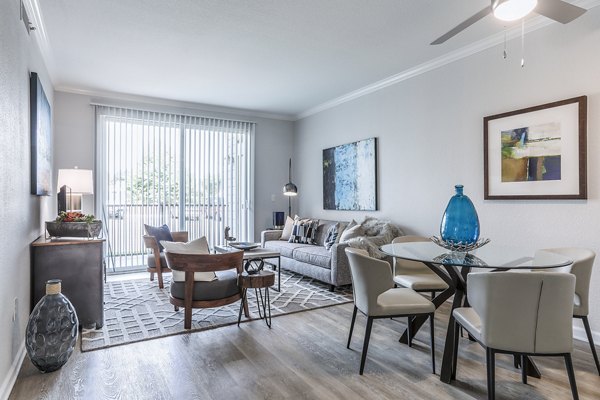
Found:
[453,271,578,400]
[392,236,449,298]
[345,248,436,375]
[535,247,599,375]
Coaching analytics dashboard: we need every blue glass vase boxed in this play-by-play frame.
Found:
[440,185,480,245]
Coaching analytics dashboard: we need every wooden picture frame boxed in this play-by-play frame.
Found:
[30,72,52,196]
[484,96,587,200]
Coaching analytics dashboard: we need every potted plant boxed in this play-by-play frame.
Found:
[46,212,102,238]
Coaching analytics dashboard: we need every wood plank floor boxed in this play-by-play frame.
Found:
[9,302,600,399]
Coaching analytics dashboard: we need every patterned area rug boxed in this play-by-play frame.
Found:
[81,270,352,352]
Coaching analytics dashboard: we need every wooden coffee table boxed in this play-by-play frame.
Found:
[237,270,275,328]
[214,245,281,292]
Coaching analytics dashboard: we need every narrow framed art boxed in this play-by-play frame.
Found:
[30,72,52,196]
[484,96,587,200]
[323,137,377,211]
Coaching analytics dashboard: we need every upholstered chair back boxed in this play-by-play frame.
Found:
[392,236,431,273]
[346,248,393,316]
[535,247,595,317]
[467,271,575,354]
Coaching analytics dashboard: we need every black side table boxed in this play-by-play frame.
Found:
[237,270,275,328]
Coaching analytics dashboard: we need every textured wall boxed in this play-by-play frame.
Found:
[0,0,54,397]
[53,91,294,241]
[295,9,600,337]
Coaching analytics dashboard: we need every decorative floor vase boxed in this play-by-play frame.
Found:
[26,279,78,373]
[440,185,480,245]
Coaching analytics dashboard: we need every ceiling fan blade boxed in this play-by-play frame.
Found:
[431,6,492,45]
[535,0,586,23]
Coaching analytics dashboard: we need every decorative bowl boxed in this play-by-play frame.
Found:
[228,242,260,251]
[430,236,490,253]
[46,221,103,239]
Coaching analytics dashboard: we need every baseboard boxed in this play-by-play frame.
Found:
[0,341,25,400]
[573,320,600,346]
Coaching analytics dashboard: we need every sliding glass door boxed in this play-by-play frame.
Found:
[96,107,254,272]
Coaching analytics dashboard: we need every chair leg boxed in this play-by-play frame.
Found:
[347,305,358,349]
[359,317,374,375]
[486,347,496,400]
[564,353,579,400]
[430,313,436,374]
[150,271,154,281]
[582,316,600,375]
[157,267,164,289]
[407,316,413,347]
[521,354,527,384]
[174,305,179,312]
[452,318,460,380]
[184,306,192,329]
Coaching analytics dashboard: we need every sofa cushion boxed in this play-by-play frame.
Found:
[324,223,340,250]
[314,220,338,246]
[281,215,295,241]
[292,246,332,269]
[263,240,313,258]
[288,217,319,244]
[170,269,239,301]
[144,224,173,252]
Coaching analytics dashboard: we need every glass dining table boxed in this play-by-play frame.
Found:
[380,241,572,384]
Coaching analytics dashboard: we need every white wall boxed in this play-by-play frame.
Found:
[0,1,54,398]
[53,91,294,240]
[295,9,600,339]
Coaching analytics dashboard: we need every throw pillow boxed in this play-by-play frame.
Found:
[161,237,216,282]
[280,215,295,241]
[324,223,340,250]
[144,224,174,252]
[288,217,319,244]
[340,223,365,242]
[160,237,209,254]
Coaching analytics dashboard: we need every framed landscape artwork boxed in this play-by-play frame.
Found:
[484,96,587,200]
[30,72,52,196]
[323,137,377,210]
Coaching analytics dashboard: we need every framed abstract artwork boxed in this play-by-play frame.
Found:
[484,96,587,200]
[30,72,52,196]
[323,137,377,210]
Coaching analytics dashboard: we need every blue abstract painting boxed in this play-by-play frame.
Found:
[323,138,377,210]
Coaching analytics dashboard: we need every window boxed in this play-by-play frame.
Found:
[95,106,254,272]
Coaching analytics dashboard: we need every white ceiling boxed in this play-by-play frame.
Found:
[35,0,594,119]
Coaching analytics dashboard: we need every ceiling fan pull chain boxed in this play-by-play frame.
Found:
[521,19,525,67]
[503,27,508,59]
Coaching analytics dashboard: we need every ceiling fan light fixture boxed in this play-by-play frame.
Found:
[493,0,538,21]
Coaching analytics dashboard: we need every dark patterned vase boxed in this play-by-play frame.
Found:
[440,184,480,245]
[26,279,78,373]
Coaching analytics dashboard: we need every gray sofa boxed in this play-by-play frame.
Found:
[261,219,352,291]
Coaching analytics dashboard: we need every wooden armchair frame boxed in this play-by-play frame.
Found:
[143,231,188,289]
[164,250,249,329]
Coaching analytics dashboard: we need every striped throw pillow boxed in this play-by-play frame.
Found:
[288,218,320,244]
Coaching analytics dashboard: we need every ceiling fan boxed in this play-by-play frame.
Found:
[431,0,587,45]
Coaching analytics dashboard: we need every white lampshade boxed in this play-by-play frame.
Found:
[493,0,537,21]
[57,168,94,194]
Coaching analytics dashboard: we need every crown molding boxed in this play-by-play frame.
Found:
[23,0,56,83]
[296,0,600,120]
[55,86,296,122]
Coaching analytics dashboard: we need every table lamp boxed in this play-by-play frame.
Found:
[57,167,94,213]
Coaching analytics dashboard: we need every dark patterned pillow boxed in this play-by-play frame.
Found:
[144,224,174,252]
[324,223,340,250]
[288,218,319,244]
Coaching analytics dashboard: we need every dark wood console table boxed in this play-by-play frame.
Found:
[31,237,105,329]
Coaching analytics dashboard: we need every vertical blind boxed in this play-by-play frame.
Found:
[95,106,255,272]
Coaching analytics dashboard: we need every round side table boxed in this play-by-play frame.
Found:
[237,270,275,328]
